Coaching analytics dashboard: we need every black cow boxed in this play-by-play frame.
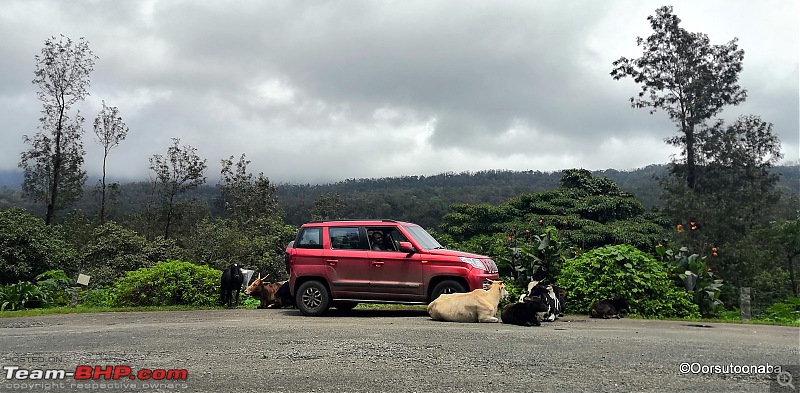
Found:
[273,281,294,308]
[590,296,629,319]
[220,263,244,307]
[501,296,551,326]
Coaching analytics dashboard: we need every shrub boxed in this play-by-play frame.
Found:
[657,244,724,316]
[80,222,185,286]
[112,260,220,307]
[557,244,699,318]
[35,270,73,307]
[763,297,800,324]
[80,287,117,308]
[0,208,78,284]
[1,281,47,311]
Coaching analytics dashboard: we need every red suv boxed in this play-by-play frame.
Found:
[286,219,499,316]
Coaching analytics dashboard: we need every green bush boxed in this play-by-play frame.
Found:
[35,270,73,307]
[80,222,185,287]
[112,260,221,307]
[557,244,700,318]
[1,281,47,311]
[0,208,78,284]
[763,297,800,324]
[80,287,117,308]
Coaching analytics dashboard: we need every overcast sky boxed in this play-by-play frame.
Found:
[1,1,797,184]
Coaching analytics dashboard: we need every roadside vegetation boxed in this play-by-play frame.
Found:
[1,7,798,327]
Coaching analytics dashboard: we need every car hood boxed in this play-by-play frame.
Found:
[424,248,491,259]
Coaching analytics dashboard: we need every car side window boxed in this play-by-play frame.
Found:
[296,228,323,249]
[368,227,403,251]
[330,227,367,250]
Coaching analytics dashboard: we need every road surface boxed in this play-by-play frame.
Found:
[1,308,798,392]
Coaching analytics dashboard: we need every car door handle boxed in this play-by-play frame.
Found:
[372,261,384,267]
[326,259,338,265]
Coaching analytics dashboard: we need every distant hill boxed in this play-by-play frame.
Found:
[0,169,22,189]
[2,165,797,228]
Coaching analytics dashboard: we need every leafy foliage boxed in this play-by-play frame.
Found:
[1,281,47,311]
[657,245,723,316]
[35,270,73,307]
[557,244,699,318]
[20,35,96,224]
[112,260,220,307]
[611,5,746,190]
[184,218,296,279]
[0,208,78,284]
[79,221,185,286]
[661,115,784,246]
[93,100,129,223]
[501,226,571,286]
[79,287,116,308]
[148,138,207,239]
[763,297,800,324]
[440,169,670,251]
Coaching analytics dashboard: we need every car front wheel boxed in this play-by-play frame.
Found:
[430,280,468,301]
[296,281,331,316]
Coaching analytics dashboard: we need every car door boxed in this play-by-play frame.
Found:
[325,226,371,297]
[367,226,424,300]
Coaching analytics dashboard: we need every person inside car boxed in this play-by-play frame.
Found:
[371,232,387,251]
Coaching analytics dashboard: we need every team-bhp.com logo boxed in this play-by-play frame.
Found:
[4,365,187,380]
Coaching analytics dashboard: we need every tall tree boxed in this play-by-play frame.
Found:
[611,6,746,190]
[219,154,280,229]
[20,35,96,224]
[310,193,344,221]
[661,115,784,243]
[93,101,129,223]
[149,138,207,239]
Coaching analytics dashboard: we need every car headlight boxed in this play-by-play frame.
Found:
[459,257,485,271]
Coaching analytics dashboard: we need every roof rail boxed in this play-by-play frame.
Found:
[307,219,399,223]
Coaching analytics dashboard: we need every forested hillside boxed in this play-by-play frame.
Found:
[1,164,797,229]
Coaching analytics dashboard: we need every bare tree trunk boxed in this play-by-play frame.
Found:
[100,152,108,223]
[789,254,799,297]
[46,107,66,225]
[684,120,696,190]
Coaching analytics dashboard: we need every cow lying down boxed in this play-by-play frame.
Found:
[501,296,550,326]
[516,280,565,323]
[245,274,294,309]
[427,281,508,323]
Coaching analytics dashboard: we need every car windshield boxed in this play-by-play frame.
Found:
[404,225,445,250]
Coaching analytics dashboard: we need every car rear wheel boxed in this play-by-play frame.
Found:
[430,280,468,301]
[296,281,331,316]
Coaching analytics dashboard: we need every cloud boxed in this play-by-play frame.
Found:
[0,0,796,185]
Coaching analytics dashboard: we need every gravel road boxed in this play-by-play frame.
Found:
[1,308,798,392]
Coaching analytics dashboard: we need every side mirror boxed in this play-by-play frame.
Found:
[398,241,415,253]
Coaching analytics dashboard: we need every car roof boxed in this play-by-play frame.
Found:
[301,219,416,227]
